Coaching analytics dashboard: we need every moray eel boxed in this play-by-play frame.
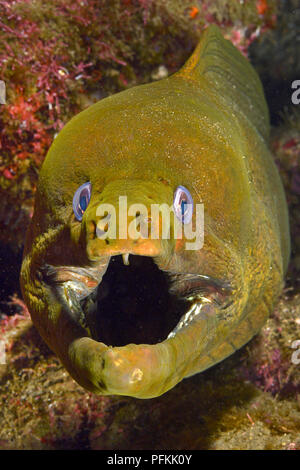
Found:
[20,26,290,398]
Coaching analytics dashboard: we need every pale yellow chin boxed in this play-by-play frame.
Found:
[68,337,177,398]
[68,313,209,399]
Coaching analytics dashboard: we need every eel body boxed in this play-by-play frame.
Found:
[20,26,290,398]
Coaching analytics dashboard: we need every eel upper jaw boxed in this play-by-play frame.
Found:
[43,255,227,398]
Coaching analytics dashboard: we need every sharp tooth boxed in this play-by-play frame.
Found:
[122,253,130,266]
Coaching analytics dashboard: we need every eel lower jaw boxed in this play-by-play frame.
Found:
[67,309,210,399]
[68,337,176,398]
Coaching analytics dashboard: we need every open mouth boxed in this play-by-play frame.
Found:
[80,255,190,347]
[43,254,230,347]
[40,254,231,397]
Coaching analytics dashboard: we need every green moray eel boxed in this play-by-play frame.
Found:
[20,26,290,398]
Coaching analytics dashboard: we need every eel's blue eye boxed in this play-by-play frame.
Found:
[73,182,92,221]
[173,185,193,224]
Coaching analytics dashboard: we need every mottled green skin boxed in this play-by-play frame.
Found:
[20,26,290,398]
